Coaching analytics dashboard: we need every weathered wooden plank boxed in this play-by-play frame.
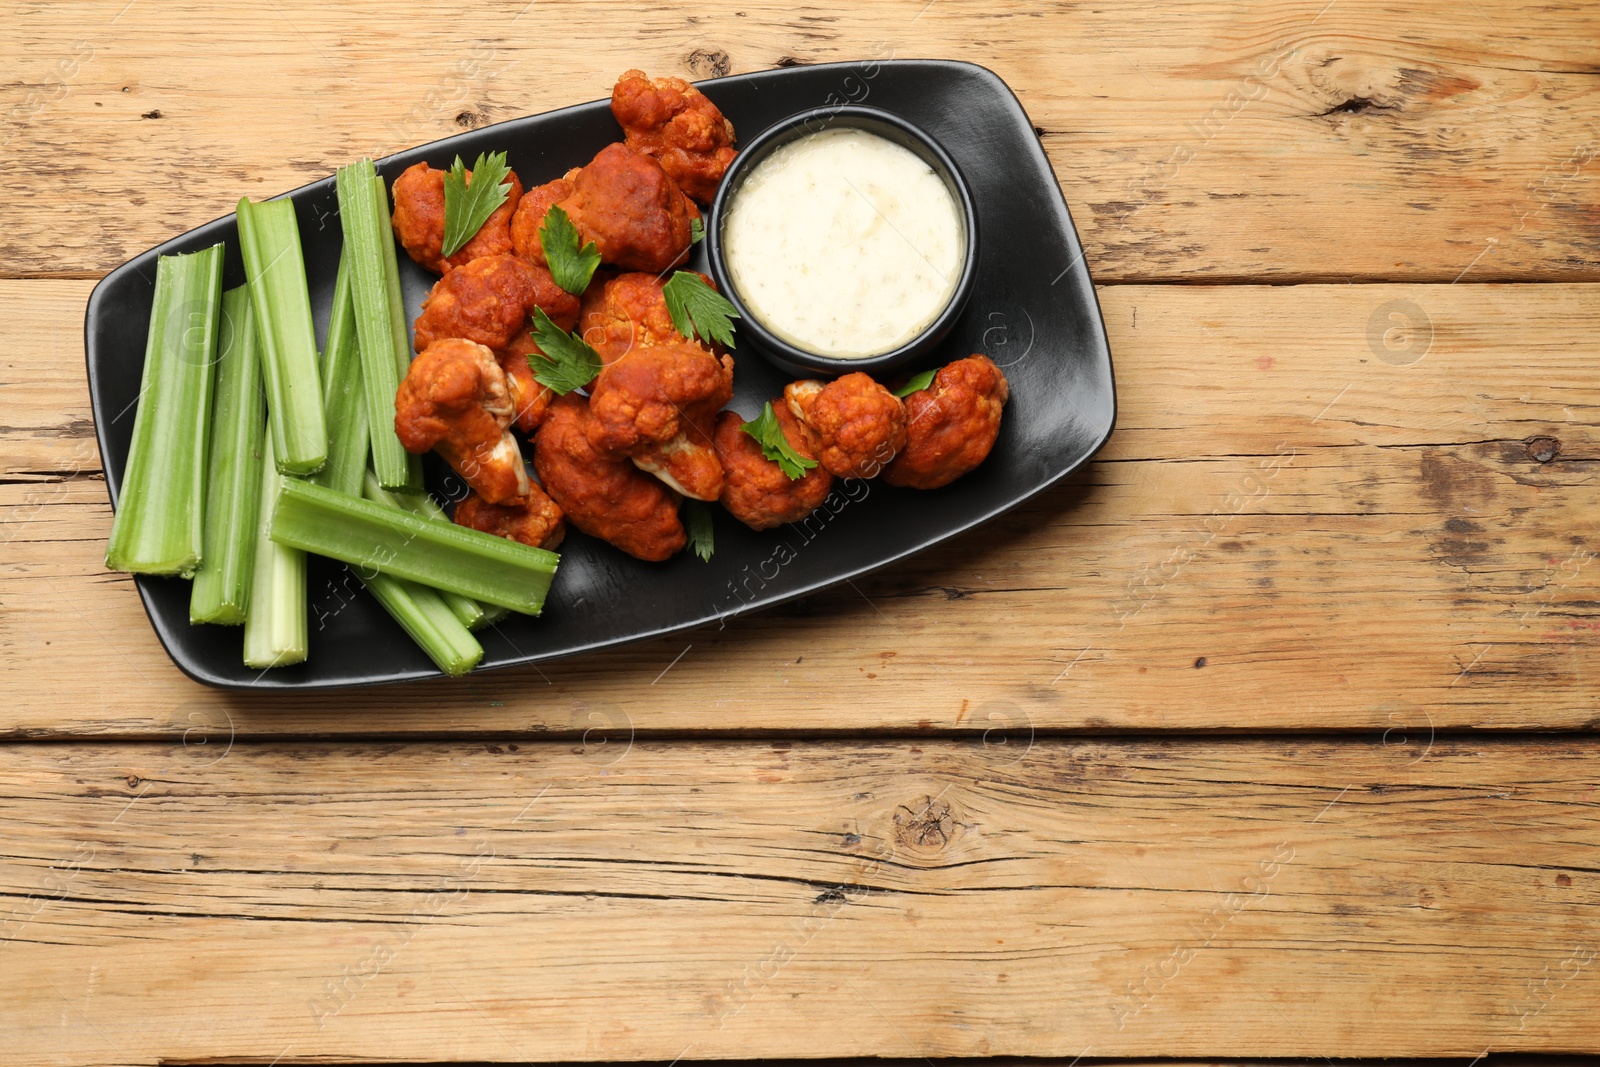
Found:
[2,0,1597,281]
[0,280,98,478]
[3,280,1596,735]
[2,738,1595,1063]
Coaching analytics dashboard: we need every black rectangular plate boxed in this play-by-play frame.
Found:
[85,59,1116,690]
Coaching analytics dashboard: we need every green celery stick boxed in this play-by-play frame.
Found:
[190,285,265,622]
[351,473,485,674]
[236,196,327,475]
[311,253,370,497]
[395,486,509,629]
[313,268,483,672]
[373,171,426,492]
[334,160,412,487]
[243,435,308,668]
[472,602,511,629]
[268,477,558,615]
[363,472,499,631]
[473,601,511,628]
[359,567,484,677]
[105,243,224,577]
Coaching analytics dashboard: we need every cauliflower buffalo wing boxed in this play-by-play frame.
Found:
[533,393,686,562]
[577,270,704,362]
[611,69,736,204]
[453,485,566,551]
[394,339,528,505]
[587,338,734,454]
[885,355,1010,489]
[493,327,556,434]
[513,144,697,274]
[630,426,723,502]
[391,162,523,274]
[714,405,833,530]
[412,253,578,353]
[565,274,730,499]
[784,372,907,480]
[508,175,576,263]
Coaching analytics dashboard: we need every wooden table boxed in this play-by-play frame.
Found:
[3,2,1597,1064]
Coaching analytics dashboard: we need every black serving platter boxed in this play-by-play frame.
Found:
[85,59,1116,690]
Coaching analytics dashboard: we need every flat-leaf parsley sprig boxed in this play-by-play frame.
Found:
[527,308,602,395]
[663,271,739,349]
[740,402,817,481]
[893,368,937,398]
[683,500,715,562]
[539,205,602,295]
[440,151,513,258]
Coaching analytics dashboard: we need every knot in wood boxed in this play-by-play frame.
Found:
[686,48,731,79]
[1525,436,1560,464]
[893,795,958,853]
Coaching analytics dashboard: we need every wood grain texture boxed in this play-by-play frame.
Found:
[4,280,1596,736]
[0,278,99,478]
[2,0,1597,281]
[5,5,1598,1064]
[2,738,1597,1064]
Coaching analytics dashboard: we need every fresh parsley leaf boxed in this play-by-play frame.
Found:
[689,217,705,245]
[740,402,817,481]
[440,151,513,258]
[683,500,715,562]
[539,205,601,295]
[893,368,938,398]
[527,308,602,395]
[663,271,739,349]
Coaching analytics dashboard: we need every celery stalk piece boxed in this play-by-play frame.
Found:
[355,475,484,674]
[362,473,495,631]
[190,286,266,623]
[236,196,327,475]
[373,171,426,492]
[269,478,558,615]
[469,603,511,629]
[361,570,484,677]
[243,436,308,668]
[311,253,371,497]
[105,243,224,577]
[475,602,512,628]
[334,160,412,488]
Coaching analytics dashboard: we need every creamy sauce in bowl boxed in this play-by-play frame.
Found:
[721,127,966,359]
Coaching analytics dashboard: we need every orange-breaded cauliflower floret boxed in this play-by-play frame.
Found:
[453,485,566,551]
[885,355,1010,489]
[577,270,698,361]
[630,425,723,502]
[547,143,697,273]
[611,69,737,204]
[494,327,556,434]
[784,372,908,480]
[412,253,578,353]
[586,338,734,454]
[533,393,686,562]
[394,339,528,505]
[391,162,523,274]
[713,406,833,530]
[508,175,576,263]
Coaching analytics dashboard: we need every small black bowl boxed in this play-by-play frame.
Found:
[706,104,980,379]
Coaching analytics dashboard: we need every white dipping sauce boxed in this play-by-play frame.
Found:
[723,127,964,358]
